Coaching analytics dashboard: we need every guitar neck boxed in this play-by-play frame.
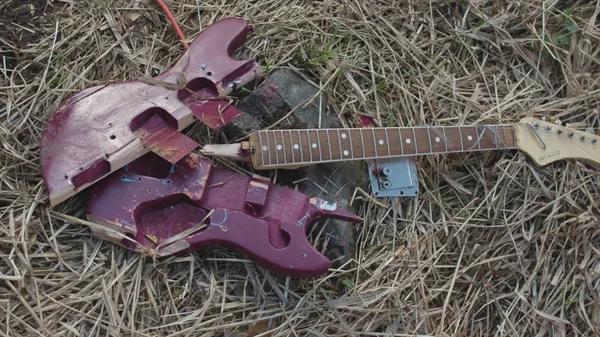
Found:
[247,124,517,169]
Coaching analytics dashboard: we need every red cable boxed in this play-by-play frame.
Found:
[155,0,189,50]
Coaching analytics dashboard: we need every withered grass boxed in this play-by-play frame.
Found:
[1,0,599,336]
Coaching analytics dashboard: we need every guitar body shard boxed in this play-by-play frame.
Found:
[86,152,361,278]
[40,18,262,206]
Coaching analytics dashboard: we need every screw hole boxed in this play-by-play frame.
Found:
[137,177,142,181]
[580,136,586,142]
[569,132,575,138]
[110,135,116,140]
[64,175,68,180]
[206,71,212,76]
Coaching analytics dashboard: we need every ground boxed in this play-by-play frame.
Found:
[1,0,599,336]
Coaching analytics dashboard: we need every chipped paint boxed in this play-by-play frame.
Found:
[249,181,269,189]
[121,176,137,183]
[317,199,337,212]
[296,214,309,227]
[210,209,228,227]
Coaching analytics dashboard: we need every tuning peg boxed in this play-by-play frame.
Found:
[541,116,547,121]
[554,119,562,125]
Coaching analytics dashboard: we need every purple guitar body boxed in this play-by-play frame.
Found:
[86,153,361,277]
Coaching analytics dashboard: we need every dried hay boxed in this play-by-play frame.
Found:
[1,0,599,336]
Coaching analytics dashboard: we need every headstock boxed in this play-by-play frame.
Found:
[515,117,600,167]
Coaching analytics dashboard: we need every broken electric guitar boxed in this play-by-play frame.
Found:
[40,18,600,278]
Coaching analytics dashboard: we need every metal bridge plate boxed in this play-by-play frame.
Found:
[368,157,419,197]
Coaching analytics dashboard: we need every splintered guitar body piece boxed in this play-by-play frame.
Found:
[40,18,262,206]
[86,152,361,278]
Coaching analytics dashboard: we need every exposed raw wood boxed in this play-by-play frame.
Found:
[200,143,246,161]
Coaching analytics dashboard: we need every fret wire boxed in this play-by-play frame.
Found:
[266,131,272,165]
[317,130,323,161]
[412,127,418,154]
[268,130,279,164]
[442,126,448,152]
[398,128,404,155]
[288,130,295,163]
[258,131,265,166]
[493,125,501,149]
[426,126,433,153]
[280,131,287,164]
[504,126,513,148]
[458,126,464,151]
[475,126,481,150]
[297,130,304,163]
[385,128,391,156]
[348,129,354,158]
[337,130,343,159]
[371,129,378,157]
[359,129,366,158]
[306,130,313,162]
[325,130,333,160]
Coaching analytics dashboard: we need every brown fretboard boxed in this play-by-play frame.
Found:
[248,125,517,169]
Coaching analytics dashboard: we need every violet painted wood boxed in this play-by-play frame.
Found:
[86,152,361,278]
[134,114,199,164]
[40,18,262,205]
